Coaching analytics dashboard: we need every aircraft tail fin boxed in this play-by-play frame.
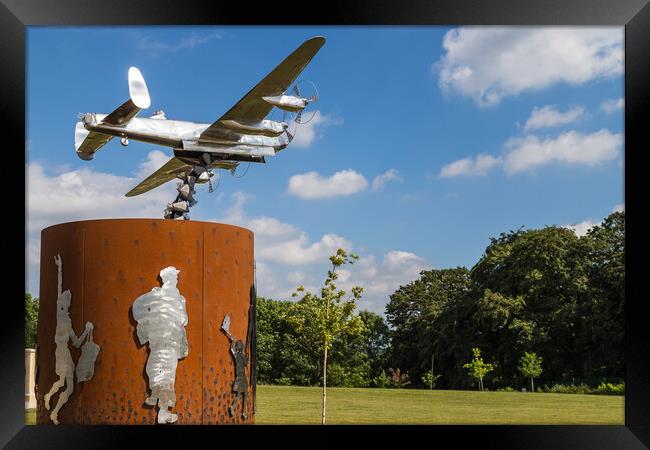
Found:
[75,67,151,160]
[102,67,151,125]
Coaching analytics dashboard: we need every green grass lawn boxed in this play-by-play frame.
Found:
[25,408,36,425]
[25,385,624,425]
[254,385,623,425]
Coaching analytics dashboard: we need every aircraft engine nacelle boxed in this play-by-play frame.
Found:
[219,119,288,137]
[261,95,307,112]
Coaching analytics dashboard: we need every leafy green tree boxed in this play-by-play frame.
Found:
[386,267,471,386]
[463,347,494,391]
[469,226,590,382]
[384,212,624,389]
[326,361,369,388]
[518,352,543,392]
[472,289,535,385]
[251,211,623,391]
[372,369,390,388]
[328,327,371,387]
[358,311,390,379]
[286,248,364,425]
[421,370,441,389]
[25,294,39,349]
[580,211,625,378]
[256,297,319,386]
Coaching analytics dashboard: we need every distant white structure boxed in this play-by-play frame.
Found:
[43,255,94,425]
[25,349,36,409]
[132,266,188,424]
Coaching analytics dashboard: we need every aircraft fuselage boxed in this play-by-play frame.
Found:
[81,113,289,164]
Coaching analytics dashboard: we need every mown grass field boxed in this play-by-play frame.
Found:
[25,385,624,425]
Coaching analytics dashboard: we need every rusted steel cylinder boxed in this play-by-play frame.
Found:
[35,219,255,425]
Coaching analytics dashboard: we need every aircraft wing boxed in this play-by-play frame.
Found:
[199,36,325,143]
[75,123,114,160]
[125,156,238,197]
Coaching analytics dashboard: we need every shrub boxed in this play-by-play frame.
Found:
[372,370,390,388]
[594,382,625,395]
[421,370,442,388]
[543,383,592,394]
[274,377,293,386]
[497,386,515,392]
[387,368,411,388]
[326,363,370,388]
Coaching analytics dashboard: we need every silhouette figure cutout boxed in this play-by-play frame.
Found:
[43,254,95,425]
[132,266,188,424]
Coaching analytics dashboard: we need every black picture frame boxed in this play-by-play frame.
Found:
[5,0,648,448]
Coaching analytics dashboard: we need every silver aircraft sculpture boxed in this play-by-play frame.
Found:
[74,36,325,219]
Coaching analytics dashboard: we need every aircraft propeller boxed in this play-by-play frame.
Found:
[290,80,319,124]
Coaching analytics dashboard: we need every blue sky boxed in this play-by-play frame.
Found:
[26,26,624,313]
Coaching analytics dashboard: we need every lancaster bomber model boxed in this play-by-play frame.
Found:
[74,36,325,219]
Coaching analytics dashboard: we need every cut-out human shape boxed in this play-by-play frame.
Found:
[75,327,101,382]
[221,314,249,420]
[132,266,188,424]
[43,254,95,425]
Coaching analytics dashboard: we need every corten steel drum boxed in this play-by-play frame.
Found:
[35,219,256,425]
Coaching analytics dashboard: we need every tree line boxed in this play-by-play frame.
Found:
[256,211,624,391]
[25,211,624,392]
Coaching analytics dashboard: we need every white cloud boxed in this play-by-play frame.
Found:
[26,150,179,294]
[601,97,624,113]
[565,219,599,236]
[341,251,431,314]
[212,192,431,313]
[254,260,292,300]
[210,192,352,297]
[439,128,621,178]
[439,154,501,178]
[220,190,250,225]
[215,191,351,266]
[287,169,369,199]
[258,233,352,266]
[248,216,299,238]
[436,27,623,106]
[137,149,173,176]
[26,238,40,269]
[523,105,585,131]
[290,111,343,148]
[287,271,306,285]
[564,204,624,237]
[503,129,622,174]
[27,150,178,232]
[371,169,402,190]
[137,31,222,53]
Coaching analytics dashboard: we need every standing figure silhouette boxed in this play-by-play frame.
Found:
[43,254,92,425]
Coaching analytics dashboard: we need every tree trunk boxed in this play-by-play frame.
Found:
[322,346,328,425]
[430,354,435,390]
[531,377,534,393]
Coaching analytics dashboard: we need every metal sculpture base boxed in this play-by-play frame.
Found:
[35,219,256,424]
[164,165,209,220]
